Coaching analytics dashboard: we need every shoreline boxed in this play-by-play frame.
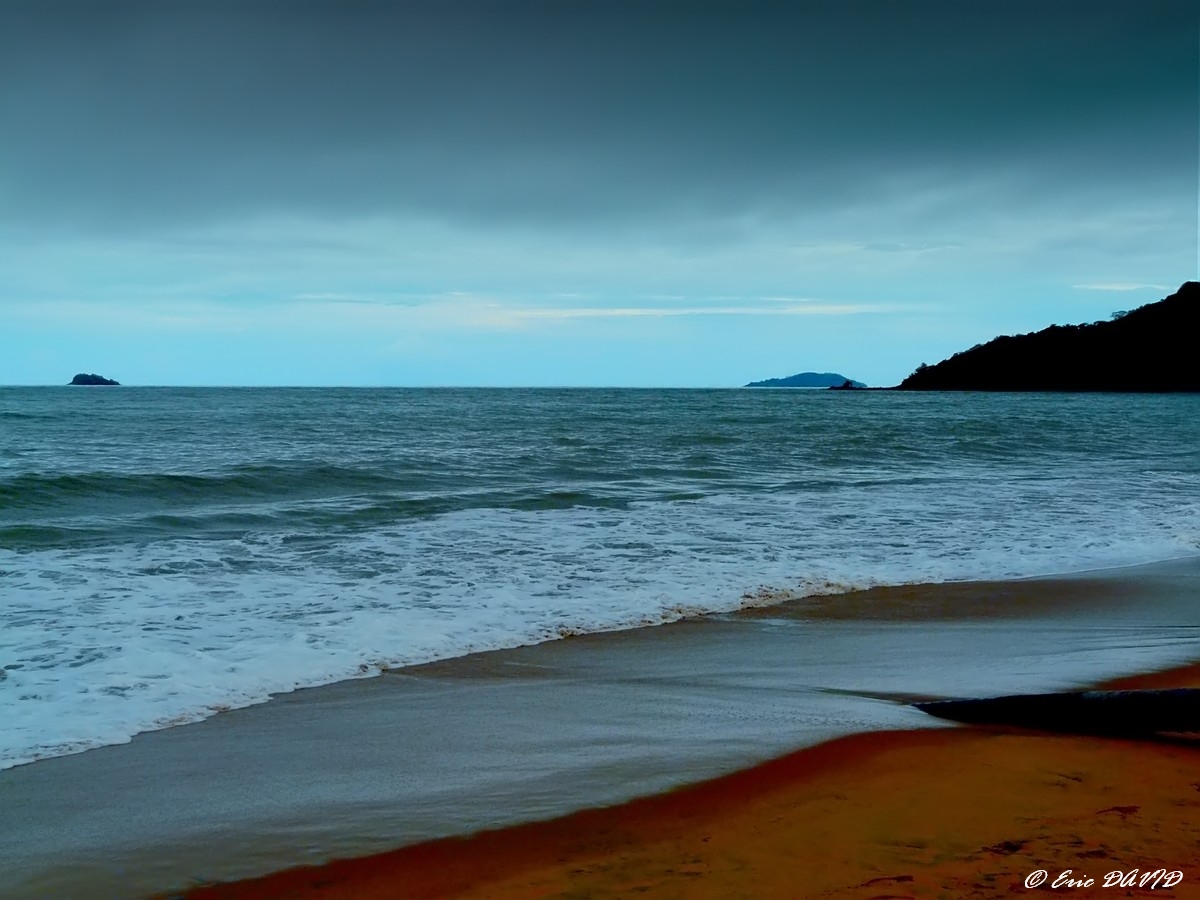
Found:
[2,558,1198,898]
[5,554,1198,774]
[182,662,1200,899]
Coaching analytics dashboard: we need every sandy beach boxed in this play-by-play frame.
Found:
[179,664,1200,900]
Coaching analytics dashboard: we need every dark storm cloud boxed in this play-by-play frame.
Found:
[1,0,1195,231]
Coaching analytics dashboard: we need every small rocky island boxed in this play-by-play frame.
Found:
[69,373,120,386]
[746,371,866,388]
[898,281,1200,391]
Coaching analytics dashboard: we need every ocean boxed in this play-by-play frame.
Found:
[2,386,1199,771]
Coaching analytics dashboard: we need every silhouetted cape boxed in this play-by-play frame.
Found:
[897,281,1200,391]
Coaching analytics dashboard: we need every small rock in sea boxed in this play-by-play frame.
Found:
[69,373,120,386]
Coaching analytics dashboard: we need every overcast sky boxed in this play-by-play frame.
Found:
[1,0,1196,386]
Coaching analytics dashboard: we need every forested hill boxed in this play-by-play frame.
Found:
[897,282,1200,391]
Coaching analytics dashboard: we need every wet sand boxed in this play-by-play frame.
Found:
[185,663,1200,900]
[2,559,1198,898]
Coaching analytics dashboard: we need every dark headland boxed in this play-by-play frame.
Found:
[746,371,866,388]
[898,281,1200,391]
[69,373,120,386]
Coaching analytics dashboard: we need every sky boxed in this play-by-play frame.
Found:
[1,0,1197,387]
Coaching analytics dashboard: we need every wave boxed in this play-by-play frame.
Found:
[0,465,412,510]
[0,482,646,550]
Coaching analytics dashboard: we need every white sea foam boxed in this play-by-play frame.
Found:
[3,481,1198,770]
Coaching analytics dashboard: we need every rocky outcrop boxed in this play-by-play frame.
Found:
[69,373,120,385]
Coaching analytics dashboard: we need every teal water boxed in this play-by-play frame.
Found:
[2,387,1199,768]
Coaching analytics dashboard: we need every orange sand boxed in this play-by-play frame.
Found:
[185,664,1200,900]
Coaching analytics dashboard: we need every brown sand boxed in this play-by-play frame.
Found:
[183,662,1200,899]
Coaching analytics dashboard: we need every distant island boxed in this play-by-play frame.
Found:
[898,281,1200,391]
[69,373,120,386]
[746,371,866,388]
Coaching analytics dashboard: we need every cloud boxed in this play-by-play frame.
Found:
[0,1,1193,235]
[506,303,889,320]
[1072,282,1172,292]
[4,299,257,333]
[301,294,896,332]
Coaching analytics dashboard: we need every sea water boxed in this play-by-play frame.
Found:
[2,387,1198,769]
